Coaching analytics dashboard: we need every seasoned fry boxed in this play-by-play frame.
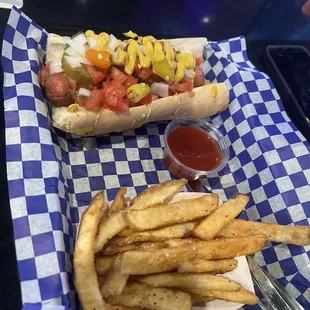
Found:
[165,238,201,248]
[95,255,116,275]
[129,179,187,210]
[193,194,249,240]
[187,288,259,305]
[191,295,214,304]
[121,235,267,274]
[118,227,134,237]
[94,212,127,253]
[107,282,192,310]
[101,255,129,297]
[218,219,310,246]
[110,188,127,214]
[73,191,109,310]
[113,221,198,245]
[137,273,241,291]
[178,258,238,274]
[101,240,167,256]
[123,194,219,231]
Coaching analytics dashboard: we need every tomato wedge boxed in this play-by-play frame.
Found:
[102,80,126,110]
[136,93,152,106]
[86,65,106,84]
[110,66,127,83]
[84,89,103,110]
[194,65,205,87]
[123,75,138,89]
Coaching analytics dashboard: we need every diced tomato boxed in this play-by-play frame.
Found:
[134,59,142,75]
[123,75,138,89]
[195,57,203,66]
[136,93,152,106]
[178,77,194,92]
[169,77,193,95]
[137,68,153,80]
[86,65,106,84]
[101,80,126,111]
[194,65,205,87]
[110,66,127,83]
[84,89,103,110]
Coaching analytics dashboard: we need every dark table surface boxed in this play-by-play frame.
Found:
[2,0,305,308]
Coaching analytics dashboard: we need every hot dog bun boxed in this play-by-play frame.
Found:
[46,34,229,136]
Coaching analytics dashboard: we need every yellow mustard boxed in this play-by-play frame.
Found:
[84,30,197,84]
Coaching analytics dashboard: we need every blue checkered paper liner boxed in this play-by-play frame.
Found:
[2,6,310,310]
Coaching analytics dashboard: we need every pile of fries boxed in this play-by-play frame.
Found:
[73,179,310,310]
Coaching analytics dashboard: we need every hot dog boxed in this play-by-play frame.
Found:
[40,32,229,136]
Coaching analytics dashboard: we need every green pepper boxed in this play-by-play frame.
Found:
[152,59,175,82]
[62,43,94,85]
[127,83,150,103]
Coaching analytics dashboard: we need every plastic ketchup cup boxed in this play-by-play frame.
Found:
[163,118,229,180]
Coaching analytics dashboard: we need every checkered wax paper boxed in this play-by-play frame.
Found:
[2,6,310,310]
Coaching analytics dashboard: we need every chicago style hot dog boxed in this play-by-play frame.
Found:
[40,31,229,136]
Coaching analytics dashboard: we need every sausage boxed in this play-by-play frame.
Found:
[45,73,75,107]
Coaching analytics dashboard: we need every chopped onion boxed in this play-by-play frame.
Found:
[150,82,169,98]
[64,55,81,68]
[200,59,209,75]
[87,37,97,49]
[78,88,91,97]
[63,38,86,57]
[108,34,119,51]
[50,64,63,74]
[119,40,127,50]
[184,68,194,79]
[64,56,92,66]
[65,46,80,57]
[139,45,145,53]
[50,59,62,67]
[73,33,88,45]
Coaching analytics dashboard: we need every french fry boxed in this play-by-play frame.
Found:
[137,273,241,291]
[191,295,214,304]
[193,194,249,240]
[101,240,167,256]
[129,179,187,210]
[110,188,127,214]
[187,287,259,305]
[164,238,201,248]
[94,212,127,253]
[218,219,310,246]
[107,282,192,310]
[73,191,109,310]
[178,258,238,274]
[96,181,187,252]
[118,227,134,237]
[121,235,267,275]
[101,255,129,297]
[113,221,198,245]
[95,255,116,275]
[123,194,219,231]
[101,242,139,256]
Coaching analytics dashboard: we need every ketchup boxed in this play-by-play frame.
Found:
[166,127,223,172]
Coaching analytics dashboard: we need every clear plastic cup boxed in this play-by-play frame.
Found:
[163,118,229,180]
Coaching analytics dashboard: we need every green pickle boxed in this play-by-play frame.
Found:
[62,43,94,85]
[152,59,175,82]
